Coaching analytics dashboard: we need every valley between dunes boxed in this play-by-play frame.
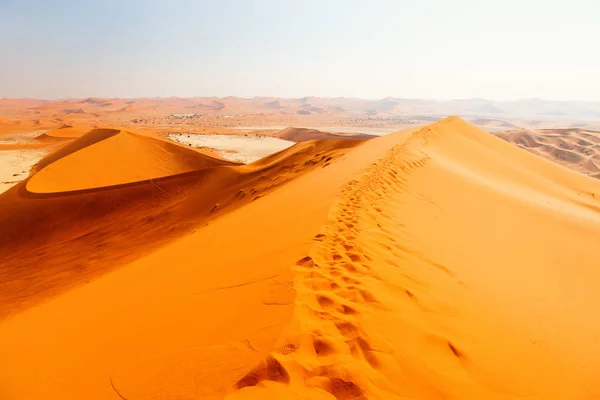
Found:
[2,117,600,399]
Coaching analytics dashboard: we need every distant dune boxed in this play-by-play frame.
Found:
[60,108,85,114]
[495,128,600,178]
[4,97,600,131]
[264,99,284,109]
[44,123,95,138]
[186,99,226,111]
[2,117,600,399]
[80,97,112,107]
[275,126,376,142]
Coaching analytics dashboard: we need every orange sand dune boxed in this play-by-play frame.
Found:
[9,124,90,149]
[0,118,47,134]
[2,118,600,399]
[0,130,362,319]
[496,127,600,179]
[27,128,234,192]
[44,123,95,138]
[275,127,375,142]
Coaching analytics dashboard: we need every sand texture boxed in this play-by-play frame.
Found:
[1,117,600,399]
[496,128,600,179]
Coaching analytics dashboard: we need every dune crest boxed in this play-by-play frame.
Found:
[228,116,600,399]
[0,132,365,318]
[2,118,600,399]
[27,128,233,193]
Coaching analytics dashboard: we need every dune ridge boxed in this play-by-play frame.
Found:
[227,117,600,399]
[0,129,365,318]
[2,117,600,399]
[27,128,234,193]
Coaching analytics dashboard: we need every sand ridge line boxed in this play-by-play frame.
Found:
[6,117,600,399]
[227,128,454,399]
[0,131,365,319]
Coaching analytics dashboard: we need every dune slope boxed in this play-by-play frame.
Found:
[496,127,600,179]
[0,129,365,319]
[2,118,600,399]
[28,128,235,192]
[227,117,600,399]
[0,123,411,399]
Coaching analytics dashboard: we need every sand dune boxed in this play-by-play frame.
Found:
[2,117,600,399]
[496,127,600,178]
[27,128,234,192]
[275,127,376,142]
[0,131,363,319]
[225,117,600,399]
[44,123,95,138]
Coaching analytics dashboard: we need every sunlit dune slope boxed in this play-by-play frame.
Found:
[226,117,600,399]
[3,117,600,399]
[0,126,410,400]
[44,123,95,138]
[249,138,364,168]
[27,128,234,192]
[0,131,366,319]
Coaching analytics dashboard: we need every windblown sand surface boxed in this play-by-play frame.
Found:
[496,128,600,179]
[2,117,600,399]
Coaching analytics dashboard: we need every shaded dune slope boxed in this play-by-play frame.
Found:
[3,119,600,399]
[0,129,365,317]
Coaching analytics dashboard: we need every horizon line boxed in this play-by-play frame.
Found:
[3,96,600,103]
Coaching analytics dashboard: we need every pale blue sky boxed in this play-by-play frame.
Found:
[1,0,599,100]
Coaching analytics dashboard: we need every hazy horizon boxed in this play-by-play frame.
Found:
[7,96,600,104]
[2,0,599,101]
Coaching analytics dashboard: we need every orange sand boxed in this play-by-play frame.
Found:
[275,127,375,142]
[27,129,233,192]
[1,117,600,399]
[0,128,363,318]
[43,123,96,138]
[496,127,600,179]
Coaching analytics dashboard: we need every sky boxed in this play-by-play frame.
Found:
[1,0,599,100]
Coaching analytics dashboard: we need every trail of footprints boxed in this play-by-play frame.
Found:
[235,141,432,399]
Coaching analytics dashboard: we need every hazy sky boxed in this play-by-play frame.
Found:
[1,0,599,100]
